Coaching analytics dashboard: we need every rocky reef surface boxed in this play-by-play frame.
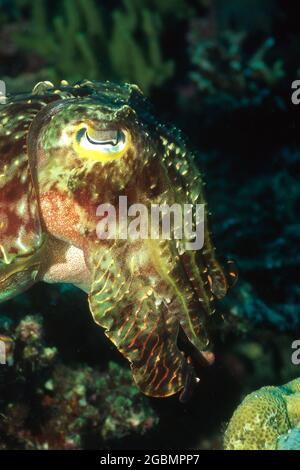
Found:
[0,307,158,449]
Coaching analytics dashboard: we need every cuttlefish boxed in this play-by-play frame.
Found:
[0,80,230,399]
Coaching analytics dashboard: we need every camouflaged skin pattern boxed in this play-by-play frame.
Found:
[0,80,229,398]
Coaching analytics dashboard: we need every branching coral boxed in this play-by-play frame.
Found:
[188,26,285,101]
[224,377,300,450]
[13,0,174,93]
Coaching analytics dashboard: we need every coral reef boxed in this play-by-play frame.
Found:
[0,314,158,449]
[174,1,286,111]
[224,377,300,450]
[211,145,300,332]
[277,428,300,450]
[188,26,284,103]
[11,0,176,93]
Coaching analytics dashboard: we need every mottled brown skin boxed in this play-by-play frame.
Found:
[0,80,229,398]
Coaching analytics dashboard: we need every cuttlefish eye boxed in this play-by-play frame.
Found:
[74,125,130,161]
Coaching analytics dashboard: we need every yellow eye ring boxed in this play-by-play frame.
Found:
[73,124,130,162]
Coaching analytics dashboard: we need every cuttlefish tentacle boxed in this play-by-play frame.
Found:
[87,241,188,397]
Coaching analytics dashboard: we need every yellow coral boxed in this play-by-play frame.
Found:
[224,378,300,450]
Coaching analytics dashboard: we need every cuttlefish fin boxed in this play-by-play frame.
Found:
[88,261,188,397]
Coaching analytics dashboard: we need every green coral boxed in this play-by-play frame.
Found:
[14,0,175,93]
[94,361,159,441]
[0,313,158,449]
[224,378,300,450]
[189,28,285,99]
